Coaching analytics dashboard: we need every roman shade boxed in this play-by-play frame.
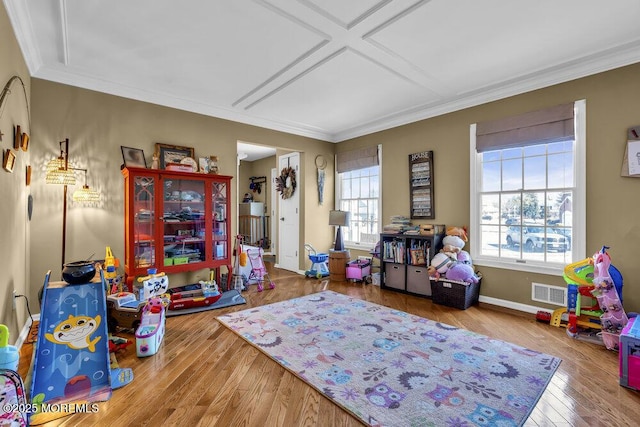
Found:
[336,146,379,173]
[476,103,574,152]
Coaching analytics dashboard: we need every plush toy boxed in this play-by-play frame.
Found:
[446,226,468,242]
[428,252,456,277]
[441,243,460,259]
[445,263,479,284]
[443,235,465,252]
[457,250,472,265]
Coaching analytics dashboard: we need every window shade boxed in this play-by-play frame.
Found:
[336,146,379,173]
[476,103,574,152]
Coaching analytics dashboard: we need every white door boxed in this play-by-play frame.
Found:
[278,153,300,273]
[270,167,277,255]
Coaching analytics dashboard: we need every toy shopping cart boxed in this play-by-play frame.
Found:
[304,244,329,279]
[246,247,275,292]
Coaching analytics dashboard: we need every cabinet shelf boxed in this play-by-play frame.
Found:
[380,229,444,297]
[123,167,233,288]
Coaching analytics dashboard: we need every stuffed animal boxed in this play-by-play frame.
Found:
[457,250,472,265]
[446,226,468,242]
[428,252,456,277]
[445,263,479,284]
[443,235,465,252]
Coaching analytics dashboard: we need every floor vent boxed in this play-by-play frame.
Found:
[531,282,567,306]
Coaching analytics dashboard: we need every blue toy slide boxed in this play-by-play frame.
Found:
[29,271,113,425]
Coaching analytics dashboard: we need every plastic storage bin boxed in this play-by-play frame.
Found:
[620,317,640,391]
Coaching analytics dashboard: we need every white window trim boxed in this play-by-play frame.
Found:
[469,100,586,276]
[335,145,382,252]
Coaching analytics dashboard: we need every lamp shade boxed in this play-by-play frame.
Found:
[329,210,350,227]
[45,158,76,185]
[72,185,100,203]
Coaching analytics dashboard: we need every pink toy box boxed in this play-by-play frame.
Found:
[346,259,371,282]
[135,297,166,357]
[620,316,640,391]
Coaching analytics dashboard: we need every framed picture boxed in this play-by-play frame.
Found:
[3,149,16,173]
[155,143,195,169]
[121,146,147,168]
[21,133,29,151]
[409,150,434,219]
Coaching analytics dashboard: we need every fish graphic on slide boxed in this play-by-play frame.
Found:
[45,314,102,352]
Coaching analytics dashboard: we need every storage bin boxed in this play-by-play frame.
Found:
[164,257,173,266]
[173,256,189,265]
[406,265,431,296]
[430,275,482,309]
[620,317,640,391]
[384,263,405,290]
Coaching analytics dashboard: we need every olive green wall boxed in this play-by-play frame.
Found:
[339,62,640,313]
[0,4,32,343]
[28,80,336,310]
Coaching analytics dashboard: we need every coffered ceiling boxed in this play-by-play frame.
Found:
[5,0,640,142]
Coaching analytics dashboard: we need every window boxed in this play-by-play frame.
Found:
[470,100,585,275]
[336,145,381,250]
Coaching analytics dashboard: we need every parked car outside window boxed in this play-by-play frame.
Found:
[506,226,569,252]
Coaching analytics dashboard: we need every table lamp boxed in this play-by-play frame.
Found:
[329,210,350,251]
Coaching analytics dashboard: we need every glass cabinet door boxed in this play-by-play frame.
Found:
[133,175,156,269]
[162,178,206,266]
[212,181,228,260]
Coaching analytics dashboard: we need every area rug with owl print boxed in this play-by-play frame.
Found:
[216,290,561,427]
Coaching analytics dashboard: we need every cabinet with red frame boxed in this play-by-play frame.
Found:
[122,167,232,289]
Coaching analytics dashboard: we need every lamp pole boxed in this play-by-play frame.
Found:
[61,138,69,269]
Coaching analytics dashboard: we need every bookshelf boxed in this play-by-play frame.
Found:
[380,229,444,297]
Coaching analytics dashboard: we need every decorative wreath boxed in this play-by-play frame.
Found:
[276,166,296,199]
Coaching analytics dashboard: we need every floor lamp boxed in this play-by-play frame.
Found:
[46,138,100,269]
[329,210,350,252]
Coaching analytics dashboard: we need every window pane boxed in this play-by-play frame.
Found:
[523,155,546,190]
[480,194,499,224]
[548,152,574,188]
[502,158,522,191]
[524,144,546,156]
[481,161,501,192]
[501,194,521,225]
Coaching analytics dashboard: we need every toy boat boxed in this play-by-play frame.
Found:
[135,298,166,357]
[167,280,221,311]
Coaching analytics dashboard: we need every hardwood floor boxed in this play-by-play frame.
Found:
[19,264,640,426]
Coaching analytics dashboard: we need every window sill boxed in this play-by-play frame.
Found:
[473,256,564,277]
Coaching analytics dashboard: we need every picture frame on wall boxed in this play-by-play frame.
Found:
[409,150,435,219]
[155,143,195,169]
[3,149,16,173]
[121,146,147,168]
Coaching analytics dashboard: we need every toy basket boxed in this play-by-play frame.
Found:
[309,253,328,263]
[430,274,482,310]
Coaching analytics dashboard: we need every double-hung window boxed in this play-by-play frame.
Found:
[335,145,381,250]
[470,100,586,275]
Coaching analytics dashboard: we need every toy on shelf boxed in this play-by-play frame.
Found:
[304,244,329,279]
[168,271,222,310]
[135,297,167,357]
[247,247,275,292]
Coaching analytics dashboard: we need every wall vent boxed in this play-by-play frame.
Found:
[531,282,567,306]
